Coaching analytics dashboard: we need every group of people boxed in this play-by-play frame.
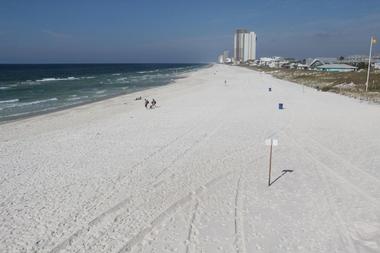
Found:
[145,98,157,109]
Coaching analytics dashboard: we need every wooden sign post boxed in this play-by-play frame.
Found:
[265,139,278,186]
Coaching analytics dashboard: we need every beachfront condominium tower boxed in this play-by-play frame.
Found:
[234,29,257,63]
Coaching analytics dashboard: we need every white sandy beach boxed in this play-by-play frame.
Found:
[1,64,380,252]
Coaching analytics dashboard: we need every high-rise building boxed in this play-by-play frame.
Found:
[234,29,247,63]
[234,29,257,63]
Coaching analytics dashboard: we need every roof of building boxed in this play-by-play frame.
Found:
[309,57,338,66]
[316,64,358,69]
[259,56,285,62]
[259,57,274,62]
[345,55,367,59]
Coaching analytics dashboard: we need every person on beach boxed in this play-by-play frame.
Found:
[224,80,227,85]
[150,98,156,109]
[144,99,149,108]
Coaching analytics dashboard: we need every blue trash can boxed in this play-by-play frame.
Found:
[278,103,283,110]
[268,88,272,92]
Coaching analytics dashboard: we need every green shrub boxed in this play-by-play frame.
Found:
[321,86,331,92]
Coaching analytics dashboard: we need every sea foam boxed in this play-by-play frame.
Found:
[37,77,79,82]
[0,99,19,104]
[3,98,58,109]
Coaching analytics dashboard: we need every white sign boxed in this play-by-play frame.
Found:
[265,139,278,146]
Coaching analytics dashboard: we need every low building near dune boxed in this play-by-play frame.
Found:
[224,57,232,64]
[217,51,232,64]
[258,57,273,66]
[258,56,289,68]
[316,64,358,72]
[296,64,309,70]
[281,62,296,69]
[341,55,368,64]
[308,57,338,69]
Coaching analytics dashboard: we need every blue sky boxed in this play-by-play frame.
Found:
[0,0,379,63]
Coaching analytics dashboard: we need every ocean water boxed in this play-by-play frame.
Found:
[0,64,206,121]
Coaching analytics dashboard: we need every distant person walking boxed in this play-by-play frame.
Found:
[144,99,149,108]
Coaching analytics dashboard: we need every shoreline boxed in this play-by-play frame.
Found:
[0,65,214,141]
[0,83,169,125]
[0,65,210,125]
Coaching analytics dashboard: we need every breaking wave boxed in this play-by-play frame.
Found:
[37,77,79,82]
[137,69,159,74]
[0,99,19,104]
[3,98,59,109]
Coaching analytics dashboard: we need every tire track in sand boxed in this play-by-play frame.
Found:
[234,174,246,253]
[285,133,357,253]
[47,121,210,253]
[287,132,380,208]
[185,200,200,253]
[299,133,380,202]
[117,172,234,253]
[49,116,224,253]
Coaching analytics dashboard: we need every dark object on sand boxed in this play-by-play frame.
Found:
[150,99,157,109]
[135,96,142,100]
[278,103,284,110]
[144,99,149,108]
[268,88,272,92]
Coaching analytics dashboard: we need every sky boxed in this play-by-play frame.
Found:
[0,0,379,63]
